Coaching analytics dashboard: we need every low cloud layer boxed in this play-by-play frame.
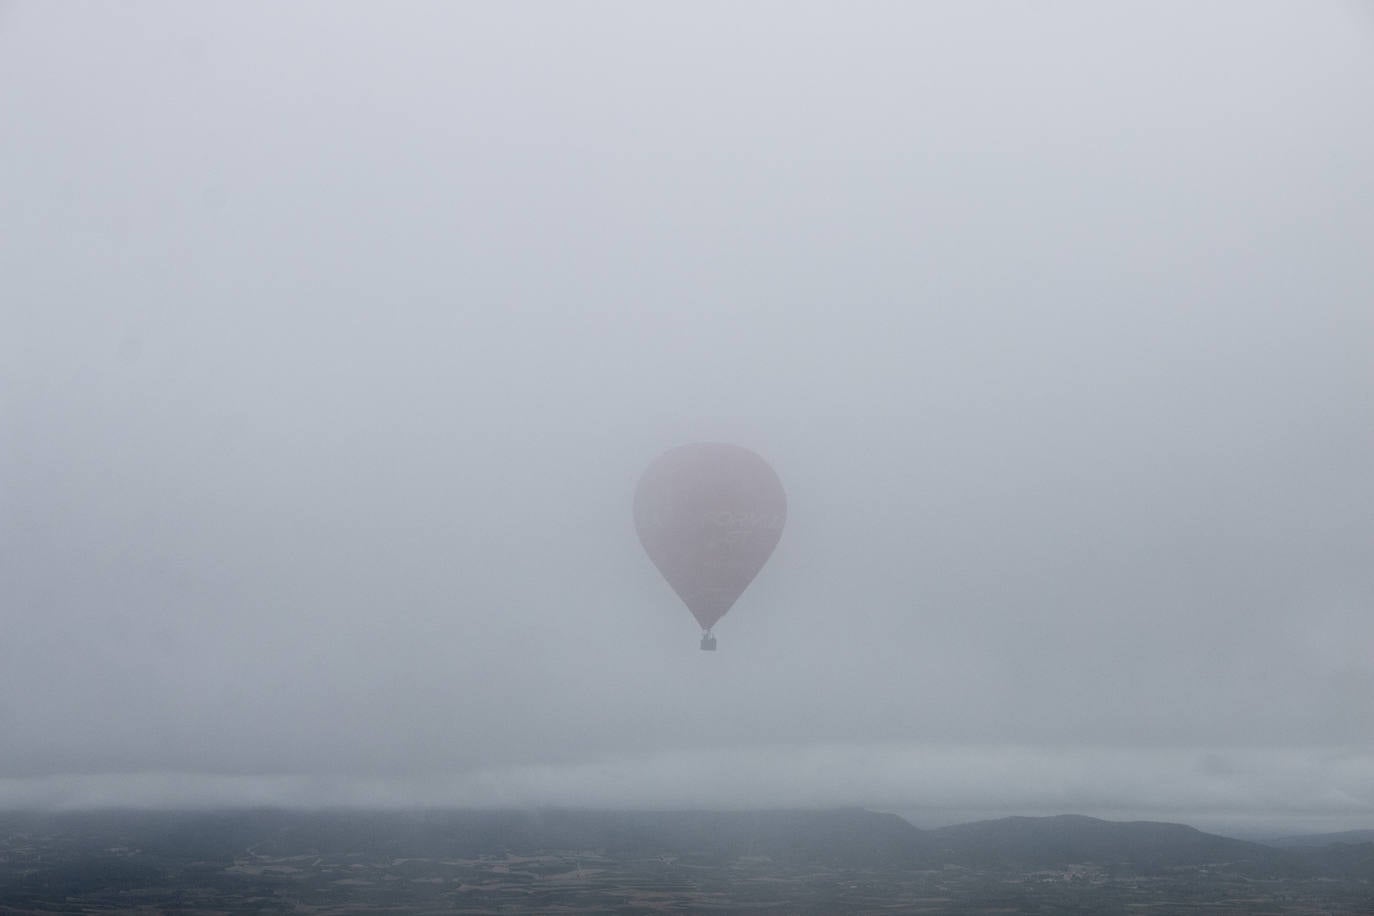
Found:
[4,745,1373,838]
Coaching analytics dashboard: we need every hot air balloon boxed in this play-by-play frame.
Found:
[633,443,787,650]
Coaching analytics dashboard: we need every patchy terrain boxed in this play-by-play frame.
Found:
[0,809,1371,914]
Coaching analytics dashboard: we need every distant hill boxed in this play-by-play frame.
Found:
[1264,828,1374,848]
[1,808,1368,879]
[927,814,1284,873]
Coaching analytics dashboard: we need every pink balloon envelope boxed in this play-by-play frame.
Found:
[634,443,787,647]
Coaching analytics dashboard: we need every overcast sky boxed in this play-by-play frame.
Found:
[2,2,1372,835]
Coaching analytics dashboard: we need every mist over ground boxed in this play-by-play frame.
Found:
[2,2,1372,835]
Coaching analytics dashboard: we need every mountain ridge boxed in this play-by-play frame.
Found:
[923,813,1285,872]
[2,807,1367,876]
[1264,828,1374,848]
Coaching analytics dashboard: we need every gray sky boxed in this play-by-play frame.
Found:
[2,2,1372,834]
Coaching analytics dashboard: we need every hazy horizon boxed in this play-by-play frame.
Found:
[3,2,1372,836]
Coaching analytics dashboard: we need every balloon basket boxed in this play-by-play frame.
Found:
[700,633,717,651]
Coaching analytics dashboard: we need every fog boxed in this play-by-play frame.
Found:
[2,2,1372,834]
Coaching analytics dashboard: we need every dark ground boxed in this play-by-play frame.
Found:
[1,809,1371,914]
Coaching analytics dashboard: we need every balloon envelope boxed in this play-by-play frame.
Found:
[633,443,787,632]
